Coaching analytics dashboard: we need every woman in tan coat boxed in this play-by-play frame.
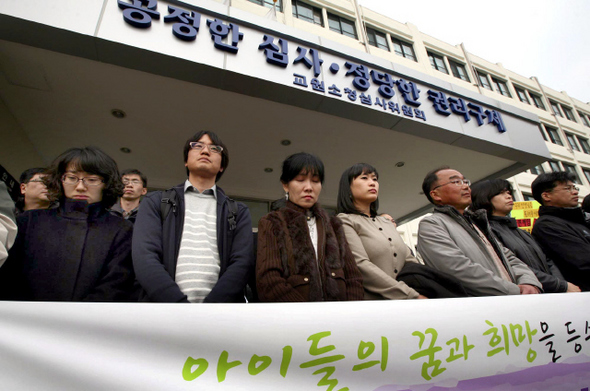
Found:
[337,163,427,300]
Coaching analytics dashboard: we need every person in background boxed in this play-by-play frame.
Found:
[256,152,363,302]
[336,163,425,300]
[417,166,541,296]
[110,169,148,224]
[16,167,51,215]
[133,131,254,303]
[531,172,590,291]
[0,147,136,301]
[0,182,17,267]
[471,178,579,293]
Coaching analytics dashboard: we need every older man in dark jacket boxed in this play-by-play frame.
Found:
[531,172,590,291]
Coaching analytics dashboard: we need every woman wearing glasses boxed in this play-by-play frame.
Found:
[0,147,137,301]
[470,178,580,293]
[256,152,364,302]
[336,163,427,300]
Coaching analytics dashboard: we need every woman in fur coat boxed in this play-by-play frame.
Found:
[256,152,364,302]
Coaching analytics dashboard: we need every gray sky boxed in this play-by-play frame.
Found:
[357,0,590,104]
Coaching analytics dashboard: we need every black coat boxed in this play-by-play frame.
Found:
[489,215,567,293]
[0,199,136,301]
[532,206,590,291]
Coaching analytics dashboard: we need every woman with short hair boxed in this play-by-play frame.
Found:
[337,163,427,300]
[471,178,580,293]
[256,152,364,302]
[0,146,137,301]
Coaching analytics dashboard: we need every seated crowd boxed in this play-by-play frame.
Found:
[0,131,587,302]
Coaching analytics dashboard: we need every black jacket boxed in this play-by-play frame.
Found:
[489,215,567,293]
[532,206,590,291]
[132,184,254,302]
[0,199,136,301]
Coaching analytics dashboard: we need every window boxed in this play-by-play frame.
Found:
[292,0,322,25]
[327,13,357,39]
[578,111,590,127]
[514,87,530,104]
[583,168,590,185]
[248,0,283,11]
[562,163,581,183]
[550,101,563,117]
[492,77,511,97]
[548,160,561,172]
[449,60,469,82]
[391,37,416,61]
[476,70,492,90]
[566,133,581,152]
[366,27,389,51]
[530,165,545,175]
[428,52,448,74]
[538,125,548,141]
[530,93,545,110]
[544,125,563,146]
[576,136,590,154]
[562,106,576,122]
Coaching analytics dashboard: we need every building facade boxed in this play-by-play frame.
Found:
[2,0,587,236]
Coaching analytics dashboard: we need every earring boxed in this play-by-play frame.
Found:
[285,192,289,201]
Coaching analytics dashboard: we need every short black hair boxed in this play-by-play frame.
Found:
[422,166,450,204]
[280,152,324,184]
[17,167,47,211]
[121,168,148,188]
[582,194,590,213]
[336,163,379,216]
[470,178,513,217]
[183,130,229,182]
[45,146,124,208]
[19,167,46,184]
[531,171,576,205]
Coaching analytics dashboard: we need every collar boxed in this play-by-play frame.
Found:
[184,179,217,199]
[61,198,104,219]
[539,205,586,224]
[489,215,518,228]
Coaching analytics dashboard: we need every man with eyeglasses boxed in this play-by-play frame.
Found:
[417,166,541,296]
[532,172,589,291]
[110,169,148,224]
[16,167,52,215]
[133,131,254,303]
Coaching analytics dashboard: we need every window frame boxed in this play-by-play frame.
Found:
[530,165,545,175]
[514,86,530,104]
[578,111,590,127]
[428,51,448,74]
[562,163,581,184]
[548,160,562,172]
[291,0,323,26]
[327,12,357,39]
[491,77,511,97]
[562,106,576,122]
[544,125,563,146]
[449,59,470,82]
[391,37,416,61]
[583,168,590,185]
[365,27,389,51]
[530,93,545,110]
[476,70,492,90]
[576,136,590,154]
[248,0,283,11]
[550,100,563,117]
[566,133,581,152]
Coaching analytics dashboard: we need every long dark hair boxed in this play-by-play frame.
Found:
[336,163,379,216]
[44,146,124,208]
[470,178,513,217]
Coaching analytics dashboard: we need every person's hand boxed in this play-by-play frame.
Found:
[418,295,428,299]
[566,282,581,292]
[518,284,540,294]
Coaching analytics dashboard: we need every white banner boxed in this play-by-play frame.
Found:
[0,294,589,390]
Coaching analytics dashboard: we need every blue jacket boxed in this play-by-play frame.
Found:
[132,183,254,302]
